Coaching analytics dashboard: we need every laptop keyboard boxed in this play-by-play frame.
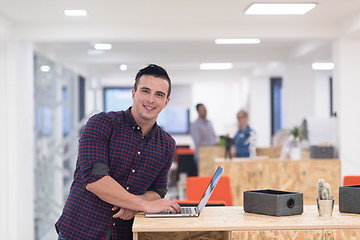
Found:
[181,207,192,214]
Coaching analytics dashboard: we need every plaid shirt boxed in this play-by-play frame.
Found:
[55,108,175,239]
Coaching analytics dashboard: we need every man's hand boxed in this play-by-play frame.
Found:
[144,198,181,214]
[112,206,137,220]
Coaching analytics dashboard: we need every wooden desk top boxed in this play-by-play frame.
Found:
[215,157,339,163]
[133,206,360,233]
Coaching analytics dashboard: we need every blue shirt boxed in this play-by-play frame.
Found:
[55,108,175,240]
[233,125,253,157]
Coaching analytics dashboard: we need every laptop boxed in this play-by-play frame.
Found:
[145,166,224,218]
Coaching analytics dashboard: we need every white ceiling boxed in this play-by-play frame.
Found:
[1,0,360,79]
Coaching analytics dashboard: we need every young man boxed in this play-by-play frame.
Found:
[190,103,218,166]
[55,64,181,240]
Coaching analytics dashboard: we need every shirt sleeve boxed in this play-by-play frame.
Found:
[77,112,114,185]
[148,136,176,198]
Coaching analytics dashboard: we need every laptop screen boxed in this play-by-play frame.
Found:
[197,166,224,211]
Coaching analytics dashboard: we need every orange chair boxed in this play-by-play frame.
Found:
[343,176,360,186]
[185,175,233,206]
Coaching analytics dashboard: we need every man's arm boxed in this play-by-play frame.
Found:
[86,175,180,214]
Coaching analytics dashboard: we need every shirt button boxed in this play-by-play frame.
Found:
[132,126,135,129]
[137,126,140,130]
[132,169,136,173]
[126,186,129,190]
[113,223,116,226]
[137,151,141,155]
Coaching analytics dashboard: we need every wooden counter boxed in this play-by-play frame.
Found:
[199,146,225,176]
[199,146,310,176]
[215,158,340,205]
[132,206,360,240]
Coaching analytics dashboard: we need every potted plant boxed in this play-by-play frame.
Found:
[288,126,302,160]
[317,179,335,216]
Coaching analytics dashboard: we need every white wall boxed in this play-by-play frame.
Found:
[283,63,317,128]
[0,15,10,240]
[314,71,332,118]
[333,37,360,177]
[1,39,35,240]
[249,76,271,147]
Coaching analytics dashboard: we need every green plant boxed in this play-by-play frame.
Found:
[289,126,302,140]
[317,179,332,200]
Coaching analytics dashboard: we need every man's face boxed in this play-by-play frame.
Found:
[131,75,170,123]
[198,105,207,119]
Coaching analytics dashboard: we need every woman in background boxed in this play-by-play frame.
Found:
[233,110,255,158]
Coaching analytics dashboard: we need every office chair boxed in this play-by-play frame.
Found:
[343,175,360,186]
[185,175,233,206]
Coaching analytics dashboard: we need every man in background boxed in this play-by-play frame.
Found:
[190,103,218,166]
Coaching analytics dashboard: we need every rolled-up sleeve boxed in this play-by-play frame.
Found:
[78,112,113,184]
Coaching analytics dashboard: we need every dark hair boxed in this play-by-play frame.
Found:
[196,103,204,112]
[134,64,172,97]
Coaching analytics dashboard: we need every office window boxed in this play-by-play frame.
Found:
[79,76,86,121]
[271,77,282,136]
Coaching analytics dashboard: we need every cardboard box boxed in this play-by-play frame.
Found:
[339,185,360,214]
[244,189,303,216]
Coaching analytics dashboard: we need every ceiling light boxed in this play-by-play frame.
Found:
[312,62,334,70]
[64,10,87,16]
[215,38,261,44]
[199,63,233,70]
[40,65,50,72]
[120,64,128,71]
[94,43,112,50]
[245,3,317,15]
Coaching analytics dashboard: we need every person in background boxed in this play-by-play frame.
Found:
[233,110,255,158]
[190,103,218,165]
[55,64,181,240]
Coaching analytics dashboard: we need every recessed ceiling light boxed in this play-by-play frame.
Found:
[312,62,334,70]
[94,43,112,50]
[199,63,233,70]
[215,38,261,44]
[40,65,50,72]
[245,3,317,15]
[120,64,128,71]
[64,9,87,16]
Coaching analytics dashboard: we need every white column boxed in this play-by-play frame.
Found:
[0,18,10,240]
[249,76,271,147]
[333,37,360,178]
[6,40,35,240]
[283,63,317,128]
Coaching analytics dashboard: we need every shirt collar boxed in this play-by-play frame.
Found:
[125,107,158,139]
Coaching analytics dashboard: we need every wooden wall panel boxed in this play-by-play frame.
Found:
[216,158,340,205]
[199,146,225,176]
[324,229,360,240]
[138,231,223,240]
[233,230,323,240]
